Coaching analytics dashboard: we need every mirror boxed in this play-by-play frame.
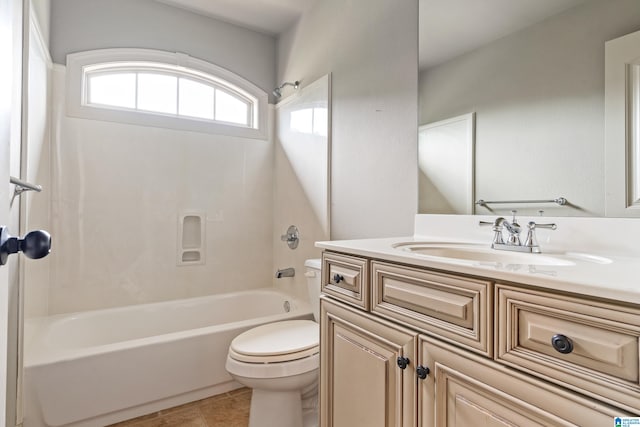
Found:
[418,113,475,214]
[418,0,640,217]
[604,29,640,217]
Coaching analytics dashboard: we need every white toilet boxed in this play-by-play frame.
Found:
[225,259,321,427]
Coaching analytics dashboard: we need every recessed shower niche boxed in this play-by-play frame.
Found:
[177,212,206,265]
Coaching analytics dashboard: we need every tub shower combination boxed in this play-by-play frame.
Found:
[23,288,312,427]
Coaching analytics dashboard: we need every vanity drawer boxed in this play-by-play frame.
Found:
[321,252,369,310]
[496,284,640,414]
[371,261,493,356]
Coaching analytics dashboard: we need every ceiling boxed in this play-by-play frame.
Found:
[419,0,589,69]
[155,0,316,35]
[155,0,589,68]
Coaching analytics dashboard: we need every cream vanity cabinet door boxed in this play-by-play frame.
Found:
[418,335,628,427]
[320,297,416,427]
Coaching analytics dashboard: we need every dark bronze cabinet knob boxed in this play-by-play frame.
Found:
[551,334,573,354]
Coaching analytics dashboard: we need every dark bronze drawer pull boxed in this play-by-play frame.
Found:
[551,334,573,354]
[333,273,344,283]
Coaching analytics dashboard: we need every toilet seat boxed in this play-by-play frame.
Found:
[229,320,319,363]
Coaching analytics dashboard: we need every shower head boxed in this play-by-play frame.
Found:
[272,80,300,99]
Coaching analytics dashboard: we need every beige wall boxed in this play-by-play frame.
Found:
[419,0,640,217]
[278,0,419,240]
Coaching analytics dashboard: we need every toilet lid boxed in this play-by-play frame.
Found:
[229,320,319,363]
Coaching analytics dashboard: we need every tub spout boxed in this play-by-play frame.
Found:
[275,267,295,278]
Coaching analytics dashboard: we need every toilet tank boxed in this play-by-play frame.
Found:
[304,259,322,321]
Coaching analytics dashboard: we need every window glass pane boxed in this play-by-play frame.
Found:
[178,78,214,120]
[87,73,136,108]
[215,89,249,125]
[137,73,177,114]
[79,57,261,134]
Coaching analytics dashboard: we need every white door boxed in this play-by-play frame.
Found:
[0,0,23,425]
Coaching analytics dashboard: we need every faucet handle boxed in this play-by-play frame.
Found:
[530,222,557,230]
[479,218,505,245]
[510,210,519,225]
[524,221,557,251]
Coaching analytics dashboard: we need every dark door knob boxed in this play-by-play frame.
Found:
[0,226,51,265]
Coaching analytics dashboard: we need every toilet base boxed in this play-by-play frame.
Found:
[249,389,301,427]
[248,380,318,427]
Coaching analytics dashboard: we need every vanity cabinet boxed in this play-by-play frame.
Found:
[419,335,621,426]
[370,260,492,356]
[321,252,370,310]
[495,283,640,414]
[319,251,637,427]
[320,297,416,427]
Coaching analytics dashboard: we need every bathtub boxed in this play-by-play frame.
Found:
[23,288,313,427]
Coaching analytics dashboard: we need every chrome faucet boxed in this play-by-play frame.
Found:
[275,267,295,278]
[480,211,556,253]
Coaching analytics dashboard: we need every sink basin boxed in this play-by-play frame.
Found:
[392,242,576,266]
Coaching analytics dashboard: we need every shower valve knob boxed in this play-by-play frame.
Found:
[0,226,51,265]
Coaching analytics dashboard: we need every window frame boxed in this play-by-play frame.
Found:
[66,49,269,139]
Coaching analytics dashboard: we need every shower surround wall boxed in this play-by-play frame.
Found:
[29,0,279,316]
[47,66,274,314]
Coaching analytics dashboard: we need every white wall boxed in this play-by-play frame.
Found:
[419,0,640,217]
[30,0,49,48]
[47,67,274,314]
[22,8,52,318]
[277,0,419,240]
[38,0,418,313]
[50,0,276,102]
[42,0,279,314]
[272,75,330,300]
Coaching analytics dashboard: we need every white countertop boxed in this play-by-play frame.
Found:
[316,215,640,304]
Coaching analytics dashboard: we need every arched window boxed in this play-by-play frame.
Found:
[66,49,268,139]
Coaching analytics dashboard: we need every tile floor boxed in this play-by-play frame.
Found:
[108,388,251,427]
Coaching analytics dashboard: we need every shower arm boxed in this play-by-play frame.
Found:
[278,81,299,90]
[273,80,300,98]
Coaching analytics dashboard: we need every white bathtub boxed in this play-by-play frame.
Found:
[23,288,313,427]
